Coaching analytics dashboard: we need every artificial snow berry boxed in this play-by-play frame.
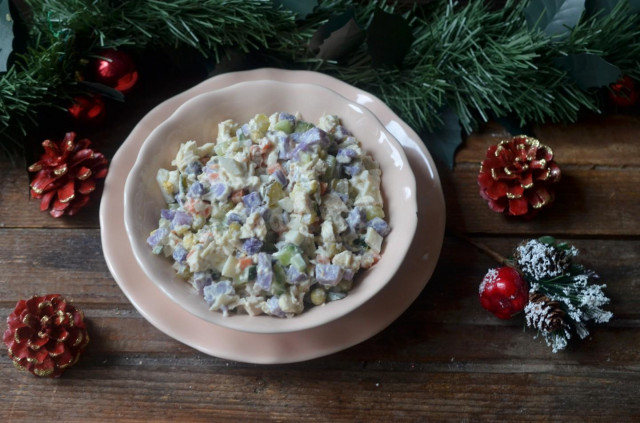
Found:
[479,266,529,319]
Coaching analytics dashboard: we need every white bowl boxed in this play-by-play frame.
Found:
[124,80,417,334]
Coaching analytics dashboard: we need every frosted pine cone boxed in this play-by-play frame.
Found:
[514,238,577,281]
[3,295,89,377]
[478,135,560,218]
[28,132,108,218]
[525,292,567,334]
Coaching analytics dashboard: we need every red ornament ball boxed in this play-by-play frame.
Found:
[68,94,106,124]
[479,266,529,319]
[90,49,138,92]
[3,295,89,377]
[608,75,638,107]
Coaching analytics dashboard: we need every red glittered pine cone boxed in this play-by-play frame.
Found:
[3,295,90,377]
[477,135,561,218]
[28,132,109,218]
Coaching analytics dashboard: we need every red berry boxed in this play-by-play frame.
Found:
[479,266,529,319]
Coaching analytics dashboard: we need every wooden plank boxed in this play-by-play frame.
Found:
[1,363,638,421]
[442,166,640,235]
[1,231,636,360]
[457,115,640,166]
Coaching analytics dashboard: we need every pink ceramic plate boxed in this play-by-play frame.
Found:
[100,68,445,363]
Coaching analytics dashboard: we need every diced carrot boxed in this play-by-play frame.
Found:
[320,181,328,196]
[372,253,381,265]
[231,189,245,204]
[238,257,253,271]
[267,163,283,175]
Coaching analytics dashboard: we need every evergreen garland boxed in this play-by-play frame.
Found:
[1,0,640,162]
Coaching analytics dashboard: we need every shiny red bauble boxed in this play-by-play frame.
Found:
[479,266,529,319]
[90,49,139,93]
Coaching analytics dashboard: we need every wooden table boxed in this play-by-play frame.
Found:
[1,62,639,422]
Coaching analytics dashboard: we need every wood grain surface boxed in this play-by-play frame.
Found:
[1,61,639,422]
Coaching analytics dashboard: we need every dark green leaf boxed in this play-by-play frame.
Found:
[422,107,463,169]
[586,0,640,16]
[367,8,414,67]
[0,0,14,72]
[524,0,585,39]
[317,18,364,61]
[538,235,557,245]
[554,53,621,89]
[309,8,357,53]
[271,0,317,20]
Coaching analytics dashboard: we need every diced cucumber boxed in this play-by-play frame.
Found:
[274,119,293,134]
[289,253,307,272]
[294,121,314,133]
[273,244,303,266]
[364,205,385,220]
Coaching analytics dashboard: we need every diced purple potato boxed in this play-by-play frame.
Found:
[160,209,176,220]
[368,217,390,237]
[336,192,349,203]
[191,271,214,295]
[279,112,296,125]
[172,246,188,263]
[346,207,366,231]
[299,127,330,148]
[236,124,251,138]
[226,212,245,225]
[286,266,307,284]
[253,205,271,221]
[203,280,235,306]
[342,268,355,281]
[266,296,286,318]
[336,148,358,163]
[242,191,262,209]
[333,125,352,141]
[315,264,344,286]
[242,238,263,255]
[278,134,294,159]
[146,227,168,248]
[171,210,193,228]
[343,162,363,177]
[281,210,290,224]
[211,182,230,200]
[184,161,202,175]
[271,167,288,187]
[187,181,206,198]
[256,253,273,291]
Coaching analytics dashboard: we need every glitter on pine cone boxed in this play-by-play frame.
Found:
[3,295,90,377]
[28,132,109,218]
[477,135,561,218]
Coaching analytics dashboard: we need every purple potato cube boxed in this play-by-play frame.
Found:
[172,246,188,263]
[242,238,263,255]
[368,217,390,237]
[256,253,273,291]
[315,264,344,286]
[147,227,169,248]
